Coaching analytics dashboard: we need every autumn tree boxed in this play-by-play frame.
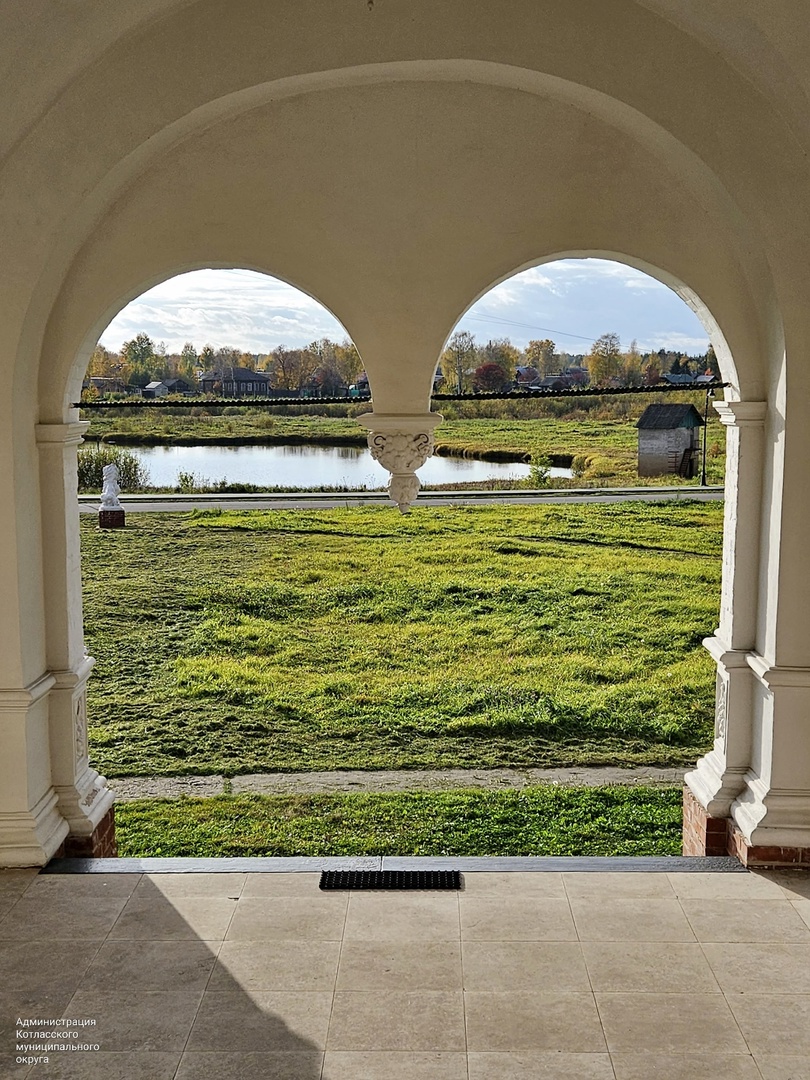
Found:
[473,362,510,391]
[620,339,644,386]
[199,345,216,370]
[525,338,558,375]
[585,332,622,386]
[179,342,198,381]
[482,338,519,380]
[442,330,476,393]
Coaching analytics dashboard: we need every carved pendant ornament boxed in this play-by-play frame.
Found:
[367,430,434,513]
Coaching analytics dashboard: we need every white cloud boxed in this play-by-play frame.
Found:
[98,269,348,353]
[98,260,710,360]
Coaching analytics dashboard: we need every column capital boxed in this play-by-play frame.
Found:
[713,400,767,427]
[356,412,443,513]
[36,421,89,447]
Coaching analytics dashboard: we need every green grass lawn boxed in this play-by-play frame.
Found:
[115,787,683,857]
[82,502,722,778]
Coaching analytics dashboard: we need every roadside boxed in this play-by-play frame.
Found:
[79,484,724,512]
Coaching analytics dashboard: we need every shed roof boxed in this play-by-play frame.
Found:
[636,403,704,430]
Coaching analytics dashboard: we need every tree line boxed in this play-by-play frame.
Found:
[86,329,718,396]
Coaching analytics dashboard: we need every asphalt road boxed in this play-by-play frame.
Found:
[78,486,724,513]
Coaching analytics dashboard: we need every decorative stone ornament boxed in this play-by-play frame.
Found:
[357,413,443,512]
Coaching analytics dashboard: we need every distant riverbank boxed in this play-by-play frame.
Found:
[83,410,726,487]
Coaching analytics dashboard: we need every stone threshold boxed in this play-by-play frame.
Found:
[41,855,746,874]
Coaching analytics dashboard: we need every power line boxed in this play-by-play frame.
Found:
[461,312,598,344]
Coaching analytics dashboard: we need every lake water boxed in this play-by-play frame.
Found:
[123,444,570,488]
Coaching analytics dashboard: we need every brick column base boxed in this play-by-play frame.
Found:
[55,806,117,858]
[683,786,810,866]
[682,787,729,856]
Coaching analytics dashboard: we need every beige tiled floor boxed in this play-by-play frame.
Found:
[1,868,809,1078]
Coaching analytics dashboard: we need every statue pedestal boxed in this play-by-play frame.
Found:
[98,509,125,529]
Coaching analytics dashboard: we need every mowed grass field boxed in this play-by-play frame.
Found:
[116,788,683,858]
[81,502,723,778]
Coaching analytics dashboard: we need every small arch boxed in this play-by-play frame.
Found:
[61,264,363,417]
[442,252,740,394]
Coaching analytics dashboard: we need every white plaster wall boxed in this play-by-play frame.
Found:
[2,0,810,860]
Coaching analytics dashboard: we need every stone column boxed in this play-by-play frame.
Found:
[36,422,116,856]
[357,413,443,512]
[684,400,766,854]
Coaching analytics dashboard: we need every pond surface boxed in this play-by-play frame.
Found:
[123,443,571,488]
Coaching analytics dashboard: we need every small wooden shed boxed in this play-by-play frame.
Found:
[636,403,704,478]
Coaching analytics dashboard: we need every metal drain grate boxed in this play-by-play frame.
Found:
[320,870,461,891]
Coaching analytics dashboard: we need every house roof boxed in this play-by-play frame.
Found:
[199,366,269,381]
[144,381,166,389]
[636,403,705,430]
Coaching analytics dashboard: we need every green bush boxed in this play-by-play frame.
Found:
[77,446,150,492]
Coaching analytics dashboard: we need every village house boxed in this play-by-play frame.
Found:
[198,366,271,396]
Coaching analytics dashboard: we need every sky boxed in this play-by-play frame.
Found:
[98,259,711,358]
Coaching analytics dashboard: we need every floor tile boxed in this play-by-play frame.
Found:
[26,1052,181,1078]
[0,897,127,940]
[681,899,810,942]
[461,873,565,898]
[336,941,462,991]
[323,1051,468,1079]
[581,941,719,992]
[177,1052,324,1079]
[109,896,236,940]
[136,873,245,898]
[756,1056,810,1079]
[597,992,748,1053]
[327,991,465,1051]
[761,871,810,901]
[564,872,675,899]
[0,895,19,920]
[795,900,810,930]
[226,896,347,940]
[241,873,323,897]
[667,871,786,900]
[62,990,202,1051]
[611,1053,762,1079]
[464,991,605,1052]
[0,940,102,993]
[0,990,77,1048]
[570,898,695,941]
[187,990,332,1052]
[727,994,810,1055]
[703,942,810,994]
[344,894,459,942]
[23,875,141,900]
[211,940,341,991]
[462,941,589,991]
[467,1053,615,1079]
[459,898,576,941]
[0,870,40,896]
[78,939,217,991]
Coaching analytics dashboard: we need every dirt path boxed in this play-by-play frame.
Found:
[107,766,686,802]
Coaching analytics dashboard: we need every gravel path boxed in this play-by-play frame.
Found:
[107,766,686,802]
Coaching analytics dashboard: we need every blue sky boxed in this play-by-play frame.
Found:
[99,259,710,357]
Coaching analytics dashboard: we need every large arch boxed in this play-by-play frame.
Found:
[1,1,809,865]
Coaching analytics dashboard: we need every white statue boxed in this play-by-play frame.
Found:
[100,462,123,510]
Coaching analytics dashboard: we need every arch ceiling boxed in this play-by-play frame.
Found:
[2,0,805,416]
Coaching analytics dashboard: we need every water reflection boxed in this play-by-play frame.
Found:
[126,444,557,489]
